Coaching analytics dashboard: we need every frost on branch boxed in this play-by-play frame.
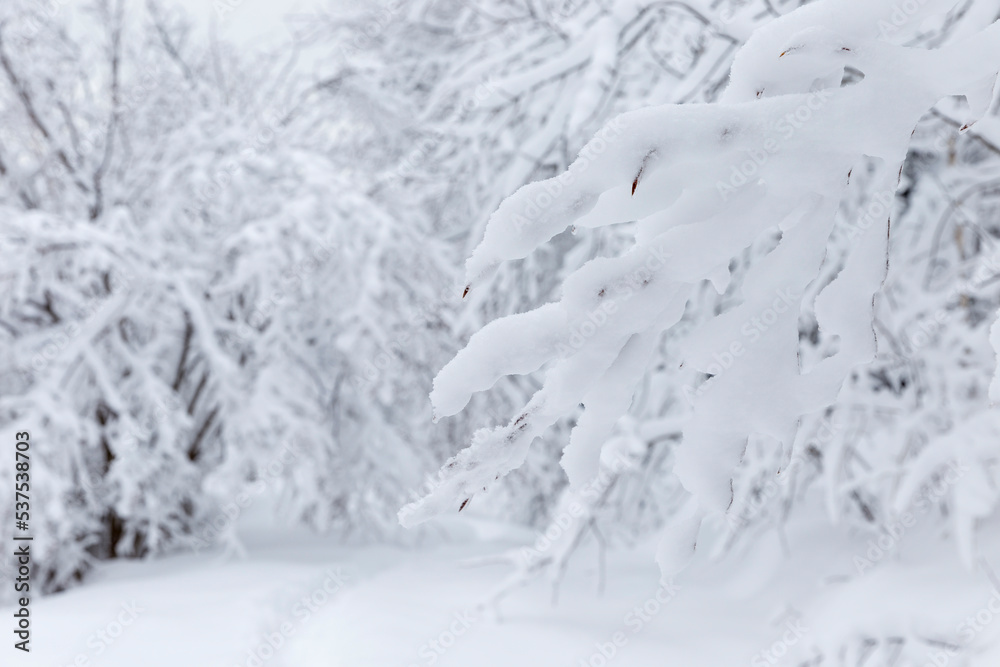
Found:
[401,0,1000,572]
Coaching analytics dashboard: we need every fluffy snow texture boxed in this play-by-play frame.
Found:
[29,495,1000,667]
[402,0,1000,576]
[0,1,463,592]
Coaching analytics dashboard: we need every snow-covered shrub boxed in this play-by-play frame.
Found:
[719,6,1000,566]
[324,0,803,533]
[0,0,459,592]
[402,0,1000,589]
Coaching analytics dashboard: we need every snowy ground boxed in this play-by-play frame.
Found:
[6,495,1000,667]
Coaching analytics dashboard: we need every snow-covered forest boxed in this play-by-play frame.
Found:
[2,0,1000,664]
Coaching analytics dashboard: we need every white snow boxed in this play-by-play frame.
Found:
[8,497,1000,666]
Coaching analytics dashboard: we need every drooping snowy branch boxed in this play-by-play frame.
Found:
[402,0,1000,575]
